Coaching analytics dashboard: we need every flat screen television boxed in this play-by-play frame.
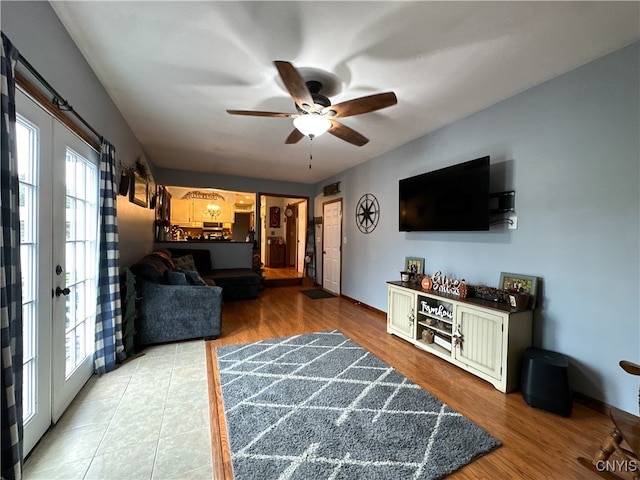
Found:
[399,156,490,232]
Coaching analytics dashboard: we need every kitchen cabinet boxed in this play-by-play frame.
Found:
[170,199,235,225]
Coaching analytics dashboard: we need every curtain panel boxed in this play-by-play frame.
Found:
[1,31,24,480]
[94,139,124,375]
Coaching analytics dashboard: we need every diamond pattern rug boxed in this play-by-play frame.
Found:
[215,330,501,479]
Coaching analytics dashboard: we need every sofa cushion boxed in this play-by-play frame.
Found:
[167,270,189,285]
[206,268,262,287]
[130,254,172,283]
[182,269,207,286]
[205,268,261,300]
[169,248,212,275]
[173,254,198,272]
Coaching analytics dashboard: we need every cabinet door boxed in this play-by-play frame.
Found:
[387,285,416,341]
[454,306,504,380]
[219,202,235,223]
[192,199,214,222]
[170,199,192,224]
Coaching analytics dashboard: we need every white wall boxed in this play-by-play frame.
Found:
[2,1,155,267]
[313,42,640,413]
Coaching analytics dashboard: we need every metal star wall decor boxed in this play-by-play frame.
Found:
[355,193,380,234]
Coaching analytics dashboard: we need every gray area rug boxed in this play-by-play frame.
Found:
[216,330,501,479]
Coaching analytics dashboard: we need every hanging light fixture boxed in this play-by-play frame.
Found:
[206,203,221,219]
[293,113,331,138]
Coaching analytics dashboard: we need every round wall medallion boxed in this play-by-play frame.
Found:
[355,193,380,234]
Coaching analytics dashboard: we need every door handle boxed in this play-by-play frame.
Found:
[55,286,70,297]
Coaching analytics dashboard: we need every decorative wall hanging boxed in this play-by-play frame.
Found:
[182,190,225,201]
[323,181,341,196]
[355,193,380,234]
[269,206,281,228]
[129,171,148,207]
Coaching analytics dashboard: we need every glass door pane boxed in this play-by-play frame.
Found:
[18,116,38,423]
[64,149,98,377]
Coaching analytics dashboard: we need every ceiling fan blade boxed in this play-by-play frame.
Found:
[274,61,315,112]
[226,109,295,118]
[285,129,305,144]
[328,121,369,147]
[324,92,397,119]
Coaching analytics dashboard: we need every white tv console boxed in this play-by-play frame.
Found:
[387,281,533,393]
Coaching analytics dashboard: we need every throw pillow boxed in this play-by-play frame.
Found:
[183,269,206,286]
[173,254,197,272]
[166,270,189,285]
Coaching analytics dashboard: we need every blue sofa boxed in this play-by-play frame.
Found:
[129,251,223,345]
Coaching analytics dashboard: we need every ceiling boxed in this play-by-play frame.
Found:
[50,2,639,184]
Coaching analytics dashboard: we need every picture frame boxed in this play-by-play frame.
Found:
[405,257,425,276]
[499,272,539,308]
[129,171,148,207]
[269,206,281,228]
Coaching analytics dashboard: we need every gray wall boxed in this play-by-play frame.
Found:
[1,1,156,267]
[314,42,639,413]
[155,168,314,200]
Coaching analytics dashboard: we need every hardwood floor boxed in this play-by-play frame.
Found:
[206,286,609,479]
[263,266,302,279]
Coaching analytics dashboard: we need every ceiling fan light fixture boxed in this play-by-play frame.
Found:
[293,114,331,138]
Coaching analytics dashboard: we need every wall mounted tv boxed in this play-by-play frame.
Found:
[399,156,490,232]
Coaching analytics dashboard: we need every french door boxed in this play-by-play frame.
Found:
[18,90,99,454]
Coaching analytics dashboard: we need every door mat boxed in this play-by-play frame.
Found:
[301,289,337,299]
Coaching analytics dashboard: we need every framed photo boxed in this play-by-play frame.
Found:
[155,185,171,222]
[405,257,425,276]
[499,272,539,308]
[129,171,148,207]
[269,206,281,228]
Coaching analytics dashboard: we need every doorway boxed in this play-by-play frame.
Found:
[259,194,308,283]
[18,90,99,454]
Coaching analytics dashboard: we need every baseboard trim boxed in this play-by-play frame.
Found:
[339,294,386,317]
[573,391,612,416]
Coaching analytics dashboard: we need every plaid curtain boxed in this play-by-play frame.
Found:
[1,32,23,480]
[94,139,124,374]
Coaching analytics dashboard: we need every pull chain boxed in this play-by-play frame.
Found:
[309,135,314,169]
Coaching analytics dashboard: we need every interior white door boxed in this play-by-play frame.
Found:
[322,200,342,295]
[17,90,99,453]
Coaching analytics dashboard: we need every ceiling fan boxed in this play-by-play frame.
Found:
[226,61,397,147]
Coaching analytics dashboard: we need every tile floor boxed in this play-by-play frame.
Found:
[24,340,213,480]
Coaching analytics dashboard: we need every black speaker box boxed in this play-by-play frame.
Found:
[521,347,573,417]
